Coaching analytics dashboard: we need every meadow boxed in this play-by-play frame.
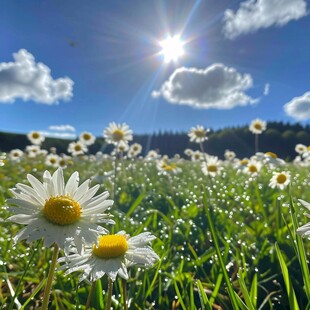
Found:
[1,125,310,310]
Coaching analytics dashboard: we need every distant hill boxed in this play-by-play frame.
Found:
[1,122,310,160]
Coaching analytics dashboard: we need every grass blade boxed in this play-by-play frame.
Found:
[275,242,299,310]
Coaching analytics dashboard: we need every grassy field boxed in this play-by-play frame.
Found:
[0,152,310,309]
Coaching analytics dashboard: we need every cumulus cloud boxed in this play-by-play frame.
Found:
[152,64,257,109]
[0,49,73,104]
[41,131,76,139]
[223,0,307,39]
[284,92,310,120]
[48,124,76,132]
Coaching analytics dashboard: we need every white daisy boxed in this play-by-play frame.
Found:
[79,132,96,146]
[201,156,223,177]
[68,141,88,156]
[103,122,133,145]
[7,168,114,251]
[184,148,193,157]
[59,231,159,282]
[224,149,236,161]
[128,143,142,158]
[116,140,129,154]
[190,150,204,162]
[269,171,291,190]
[249,119,267,135]
[245,160,262,176]
[9,149,24,161]
[188,125,209,143]
[27,131,45,145]
[145,150,160,160]
[45,154,60,168]
[295,143,308,155]
[157,159,181,175]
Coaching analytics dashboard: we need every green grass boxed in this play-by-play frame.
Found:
[0,154,310,309]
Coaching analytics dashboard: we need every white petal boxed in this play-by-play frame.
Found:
[52,168,65,196]
[82,200,113,215]
[78,184,100,205]
[65,172,79,196]
[299,199,310,211]
[73,180,90,201]
[83,191,110,209]
[27,174,49,200]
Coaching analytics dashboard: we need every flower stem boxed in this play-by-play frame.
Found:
[106,277,113,310]
[122,278,127,310]
[42,243,59,310]
[85,281,96,310]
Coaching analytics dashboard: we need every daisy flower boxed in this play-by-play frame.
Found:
[190,150,204,162]
[245,160,262,176]
[224,149,236,161]
[188,125,209,143]
[128,143,142,158]
[145,150,160,160]
[59,231,159,282]
[45,154,60,168]
[9,149,24,161]
[103,122,133,145]
[249,119,267,135]
[269,171,291,190]
[7,168,114,251]
[116,140,129,154]
[27,131,45,145]
[295,143,307,155]
[157,159,181,175]
[79,131,96,146]
[201,156,223,177]
[68,141,88,156]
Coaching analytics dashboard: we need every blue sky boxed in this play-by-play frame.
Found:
[1,0,310,138]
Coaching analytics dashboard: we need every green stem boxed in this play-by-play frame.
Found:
[42,243,59,310]
[122,278,127,310]
[255,134,259,153]
[106,277,113,310]
[85,281,96,310]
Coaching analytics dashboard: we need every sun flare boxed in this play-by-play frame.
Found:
[159,35,185,63]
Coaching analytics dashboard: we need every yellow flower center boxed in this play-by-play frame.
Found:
[254,123,262,130]
[163,163,176,171]
[44,195,81,225]
[207,164,218,172]
[307,146,310,151]
[248,165,258,173]
[50,158,56,164]
[194,130,206,138]
[276,173,287,184]
[265,152,277,158]
[32,132,40,139]
[93,235,128,259]
[83,133,91,140]
[74,145,82,151]
[112,130,125,142]
[240,159,249,165]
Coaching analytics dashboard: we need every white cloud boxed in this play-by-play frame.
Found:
[223,0,307,39]
[152,64,257,109]
[264,83,270,96]
[41,131,76,139]
[284,92,310,120]
[48,124,76,132]
[0,49,73,104]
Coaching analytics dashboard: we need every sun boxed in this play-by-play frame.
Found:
[159,35,185,63]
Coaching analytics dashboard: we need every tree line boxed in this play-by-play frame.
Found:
[0,122,309,160]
